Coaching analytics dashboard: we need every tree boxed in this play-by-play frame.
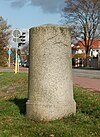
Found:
[63,0,100,66]
[0,16,11,66]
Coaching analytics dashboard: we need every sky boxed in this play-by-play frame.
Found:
[0,0,65,30]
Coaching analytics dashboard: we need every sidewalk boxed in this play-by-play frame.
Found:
[73,76,100,92]
[19,67,28,73]
[0,66,28,73]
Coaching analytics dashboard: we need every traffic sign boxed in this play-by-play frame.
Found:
[13,37,21,43]
[8,50,12,55]
[13,29,21,38]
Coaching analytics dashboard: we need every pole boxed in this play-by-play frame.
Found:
[8,48,11,68]
[15,28,18,74]
[15,47,18,74]
[13,28,21,73]
[8,53,10,67]
[17,55,19,72]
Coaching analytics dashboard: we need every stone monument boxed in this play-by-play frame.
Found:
[26,24,76,121]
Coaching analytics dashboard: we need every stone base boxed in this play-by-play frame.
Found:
[26,100,76,121]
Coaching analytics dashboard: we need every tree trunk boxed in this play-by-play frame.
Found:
[86,53,91,67]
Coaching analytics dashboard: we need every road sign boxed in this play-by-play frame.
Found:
[13,29,21,38]
[12,29,21,73]
[8,50,12,55]
[13,37,21,43]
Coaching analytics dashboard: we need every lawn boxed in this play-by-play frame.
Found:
[0,72,100,137]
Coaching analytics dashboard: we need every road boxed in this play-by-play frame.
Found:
[0,67,100,92]
[73,68,100,79]
[0,66,100,77]
[73,68,100,92]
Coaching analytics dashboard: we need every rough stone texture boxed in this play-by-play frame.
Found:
[26,24,76,121]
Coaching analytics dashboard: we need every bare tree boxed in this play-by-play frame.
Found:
[63,0,100,66]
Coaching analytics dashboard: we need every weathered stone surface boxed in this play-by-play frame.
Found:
[26,24,76,121]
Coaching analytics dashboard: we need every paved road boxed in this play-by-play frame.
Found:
[73,68,100,92]
[73,68,100,79]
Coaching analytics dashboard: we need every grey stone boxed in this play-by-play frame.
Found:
[26,24,76,121]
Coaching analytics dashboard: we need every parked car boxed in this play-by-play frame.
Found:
[22,60,29,67]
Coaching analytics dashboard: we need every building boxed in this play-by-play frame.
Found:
[72,40,100,58]
[71,40,100,67]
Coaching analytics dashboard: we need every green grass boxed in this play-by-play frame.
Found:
[0,72,100,137]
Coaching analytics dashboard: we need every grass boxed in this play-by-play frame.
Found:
[0,72,100,137]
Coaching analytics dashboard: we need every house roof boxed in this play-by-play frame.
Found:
[73,40,100,49]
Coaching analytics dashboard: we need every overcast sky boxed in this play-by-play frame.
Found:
[0,0,65,29]
[10,0,65,13]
